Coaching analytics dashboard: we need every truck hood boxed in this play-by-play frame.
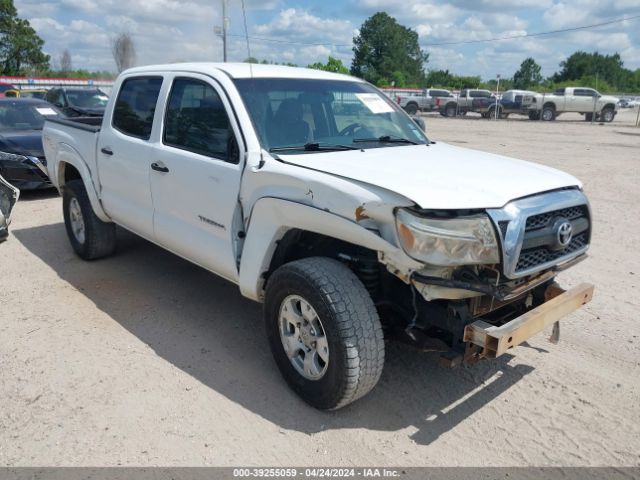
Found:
[276,143,581,209]
[600,94,619,103]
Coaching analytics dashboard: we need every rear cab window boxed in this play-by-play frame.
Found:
[112,76,163,140]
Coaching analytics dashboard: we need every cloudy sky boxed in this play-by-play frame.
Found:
[13,0,640,79]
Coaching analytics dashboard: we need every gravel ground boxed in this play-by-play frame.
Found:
[1,109,639,467]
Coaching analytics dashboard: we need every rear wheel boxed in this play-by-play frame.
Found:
[63,179,116,260]
[264,257,385,410]
[445,104,457,117]
[405,103,418,115]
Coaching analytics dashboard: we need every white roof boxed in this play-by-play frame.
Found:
[124,62,362,82]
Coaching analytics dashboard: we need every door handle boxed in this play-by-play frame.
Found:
[151,162,169,173]
[100,147,113,155]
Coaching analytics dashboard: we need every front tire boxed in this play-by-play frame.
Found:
[264,257,385,410]
[541,106,555,121]
[600,107,614,123]
[63,179,116,260]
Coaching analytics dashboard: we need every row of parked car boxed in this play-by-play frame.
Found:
[0,84,110,241]
[393,86,624,123]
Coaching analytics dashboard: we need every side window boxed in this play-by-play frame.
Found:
[163,78,236,162]
[554,88,565,95]
[112,77,163,140]
[574,89,586,96]
[47,90,65,107]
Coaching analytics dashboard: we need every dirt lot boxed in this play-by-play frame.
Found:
[1,109,639,467]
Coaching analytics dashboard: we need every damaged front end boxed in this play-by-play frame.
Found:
[0,174,19,242]
[383,188,594,364]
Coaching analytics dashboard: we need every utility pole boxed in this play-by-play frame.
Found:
[495,74,501,120]
[214,0,229,62]
[222,0,228,62]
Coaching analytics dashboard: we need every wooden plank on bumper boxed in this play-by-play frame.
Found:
[464,283,594,359]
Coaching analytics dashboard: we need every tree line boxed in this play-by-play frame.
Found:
[310,12,640,94]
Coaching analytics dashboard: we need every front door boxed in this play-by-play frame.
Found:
[149,74,244,282]
[98,76,164,239]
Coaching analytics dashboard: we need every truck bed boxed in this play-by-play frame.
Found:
[45,116,102,133]
[43,117,103,191]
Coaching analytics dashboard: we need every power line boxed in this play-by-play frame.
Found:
[225,14,640,49]
[425,14,640,46]
[226,33,351,48]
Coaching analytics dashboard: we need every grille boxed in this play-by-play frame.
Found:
[516,232,588,272]
[525,205,586,231]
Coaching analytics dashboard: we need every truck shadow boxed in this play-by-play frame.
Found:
[14,222,534,446]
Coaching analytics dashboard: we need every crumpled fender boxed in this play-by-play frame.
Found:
[238,197,416,301]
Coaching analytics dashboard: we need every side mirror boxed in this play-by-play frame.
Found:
[54,102,64,108]
[411,116,426,132]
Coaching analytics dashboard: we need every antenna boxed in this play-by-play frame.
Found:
[240,0,253,77]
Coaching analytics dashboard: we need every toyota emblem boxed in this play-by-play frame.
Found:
[557,221,573,248]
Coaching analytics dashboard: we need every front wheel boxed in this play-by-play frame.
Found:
[600,107,615,123]
[63,179,116,260]
[264,257,385,410]
[541,106,555,121]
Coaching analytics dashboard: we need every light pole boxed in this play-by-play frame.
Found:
[495,74,501,120]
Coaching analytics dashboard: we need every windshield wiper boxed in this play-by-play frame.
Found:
[353,135,419,145]
[269,142,359,153]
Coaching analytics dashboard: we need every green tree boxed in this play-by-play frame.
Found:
[0,0,49,75]
[513,57,542,90]
[351,12,428,86]
[307,56,349,74]
[243,57,259,64]
[552,51,633,91]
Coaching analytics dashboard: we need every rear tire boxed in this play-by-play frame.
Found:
[444,104,457,118]
[264,257,385,410]
[63,179,116,260]
[584,112,593,121]
[405,103,418,115]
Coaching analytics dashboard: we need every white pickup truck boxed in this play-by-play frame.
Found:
[43,63,594,410]
[525,87,619,122]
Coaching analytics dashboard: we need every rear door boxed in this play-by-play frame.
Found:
[97,76,164,239]
[149,73,244,282]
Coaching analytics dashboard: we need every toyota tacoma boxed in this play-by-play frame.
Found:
[43,63,594,410]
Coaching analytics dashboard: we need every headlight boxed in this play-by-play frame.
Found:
[0,151,48,175]
[0,151,28,162]
[395,208,499,266]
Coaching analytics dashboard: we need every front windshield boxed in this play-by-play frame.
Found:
[234,78,428,152]
[0,103,60,130]
[66,90,109,109]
